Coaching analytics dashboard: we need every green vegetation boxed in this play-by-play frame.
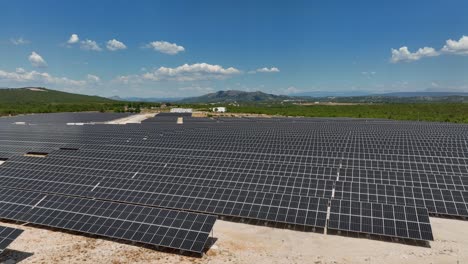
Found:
[0,87,114,104]
[0,88,160,116]
[3,88,468,123]
[184,103,468,123]
[178,90,468,104]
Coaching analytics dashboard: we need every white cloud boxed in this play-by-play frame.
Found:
[10,37,29,45]
[115,63,240,83]
[146,41,185,55]
[67,34,79,44]
[256,67,280,73]
[390,46,439,63]
[441,35,468,55]
[282,86,301,94]
[87,74,101,82]
[144,63,240,81]
[106,39,127,51]
[114,75,132,84]
[390,35,468,63]
[0,68,87,87]
[28,51,47,68]
[248,67,280,74]
[80,39,102,51]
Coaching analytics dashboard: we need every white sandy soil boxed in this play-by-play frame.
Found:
[1,217,467,264]
[105,113,156,124]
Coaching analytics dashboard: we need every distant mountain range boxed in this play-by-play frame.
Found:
[177,90,468,103]
[178,90,292,103]
[3,87,468,105]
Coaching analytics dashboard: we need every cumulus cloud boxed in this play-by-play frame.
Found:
[67,34,79,44]
[390,46,439,63]
[146,41,185,55]
[80,39,102,51]
[0,68,88,87]
[390,35,468,63]
[248,67,280,74]
[143,63,240,81]
[10,37,29,45]
[256,67,280,73]
[281,86,301,94]
[441,35,468,55]
[115,63,240,83]
[28,51,47,68]
[106,39,127,51]
[114,75,132,84]
[86,74,101,82]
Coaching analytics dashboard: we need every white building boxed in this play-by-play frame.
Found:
[170,108,193,113]
[212,107,227,113]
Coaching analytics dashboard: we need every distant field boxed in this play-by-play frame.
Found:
[220,103,468,123]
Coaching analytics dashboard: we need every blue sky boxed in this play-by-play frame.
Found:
[1,0,468,97]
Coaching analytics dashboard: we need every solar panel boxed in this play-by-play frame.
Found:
[3,113,468,247]
[339,168,468,191]
[0,225,23,253]
[334,181,468,217]
[328,199,433,241]
[0,171,329,228]
[0,155,337,198]
[0,188,216,254]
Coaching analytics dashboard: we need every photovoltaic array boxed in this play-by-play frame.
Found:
[1,112,468,252]
[0,225,23,253]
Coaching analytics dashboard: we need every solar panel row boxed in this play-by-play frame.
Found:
[0,167,329,228]
[0,156,336,197]
[328,199,433,241]
[0,188,216,253]
[2,114,465,248]
[0,225,23,253]
[334,181,468,217]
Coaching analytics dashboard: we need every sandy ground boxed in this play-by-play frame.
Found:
[1,217,467,264]
[105,113,156,124]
